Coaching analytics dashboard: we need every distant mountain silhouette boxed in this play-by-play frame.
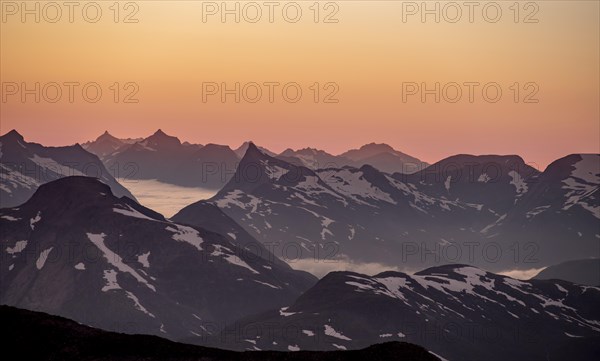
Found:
[102,130,238,189]
[81,131,142,158]
[279,143,428,174]
[0,130,135,208]
[340,143,428,173]
[533,259,600,286]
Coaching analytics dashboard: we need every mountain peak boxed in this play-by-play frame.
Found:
[142,129,181,147]
[27,176,112,207]
[360,143,395,152]
[95,130,118,142]
[1,129,25,143]
[242,141,264,159]
[235,141,277,158]
[340,143,401,162]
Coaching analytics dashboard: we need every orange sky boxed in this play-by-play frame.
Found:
[1,1,599,167]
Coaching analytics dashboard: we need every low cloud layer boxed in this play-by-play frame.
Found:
[123,179,217,217]
[498,267,547,280]
[286,257,415,278]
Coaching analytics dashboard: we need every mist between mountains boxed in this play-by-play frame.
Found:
[2,237,542,269]
[0,159,541,185]
[1,1,543,25]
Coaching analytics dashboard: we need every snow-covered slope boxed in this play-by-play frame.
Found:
[204,264,600,360]
[0,176,316,340]
[177,147,599,272]
[0,130,135,208]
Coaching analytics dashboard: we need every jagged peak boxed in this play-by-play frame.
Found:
[241,141,264,159]
[142,129,181,146]
[94,130,119,142]
[1,129,25,142]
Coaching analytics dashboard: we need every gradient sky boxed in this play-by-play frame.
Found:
[1,0,599,168]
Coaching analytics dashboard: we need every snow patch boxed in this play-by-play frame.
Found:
[87,233,156,292]
[565,332,583,338]
[478,173,491,183]
[481,214,507,233]
[319,169,396,205]
[261,160,288,181]
[324,324,352,340]
[526,205,551,219]
[279,307,297,317]
[6,240,28,255]
[125,291,155,318]
[138,251,150,268]
[303,330,315,336]
[166,225,204,251]
[30,211,41,230]
[113,205,156,221]
[509,171,528,195]
[429,351,449,361]
[211,244,260,274]
[570,155,600,184]
[254,280,281,289]
[102,269,120,291]
[36,247,53,270]
[561,155,600,219]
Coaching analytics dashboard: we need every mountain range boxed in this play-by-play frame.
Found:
[99,130,238,190]
[81,131,143,158]
[0,176,316,340]
[279,143,428,173]
[0,130,135,208]
[79,130,429,190]
[176,143,599,272]
[200,264,600,360]
[1,129,599,360]
[2,176,598,360]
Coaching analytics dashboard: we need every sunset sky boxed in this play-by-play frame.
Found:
[1,0,598,168]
